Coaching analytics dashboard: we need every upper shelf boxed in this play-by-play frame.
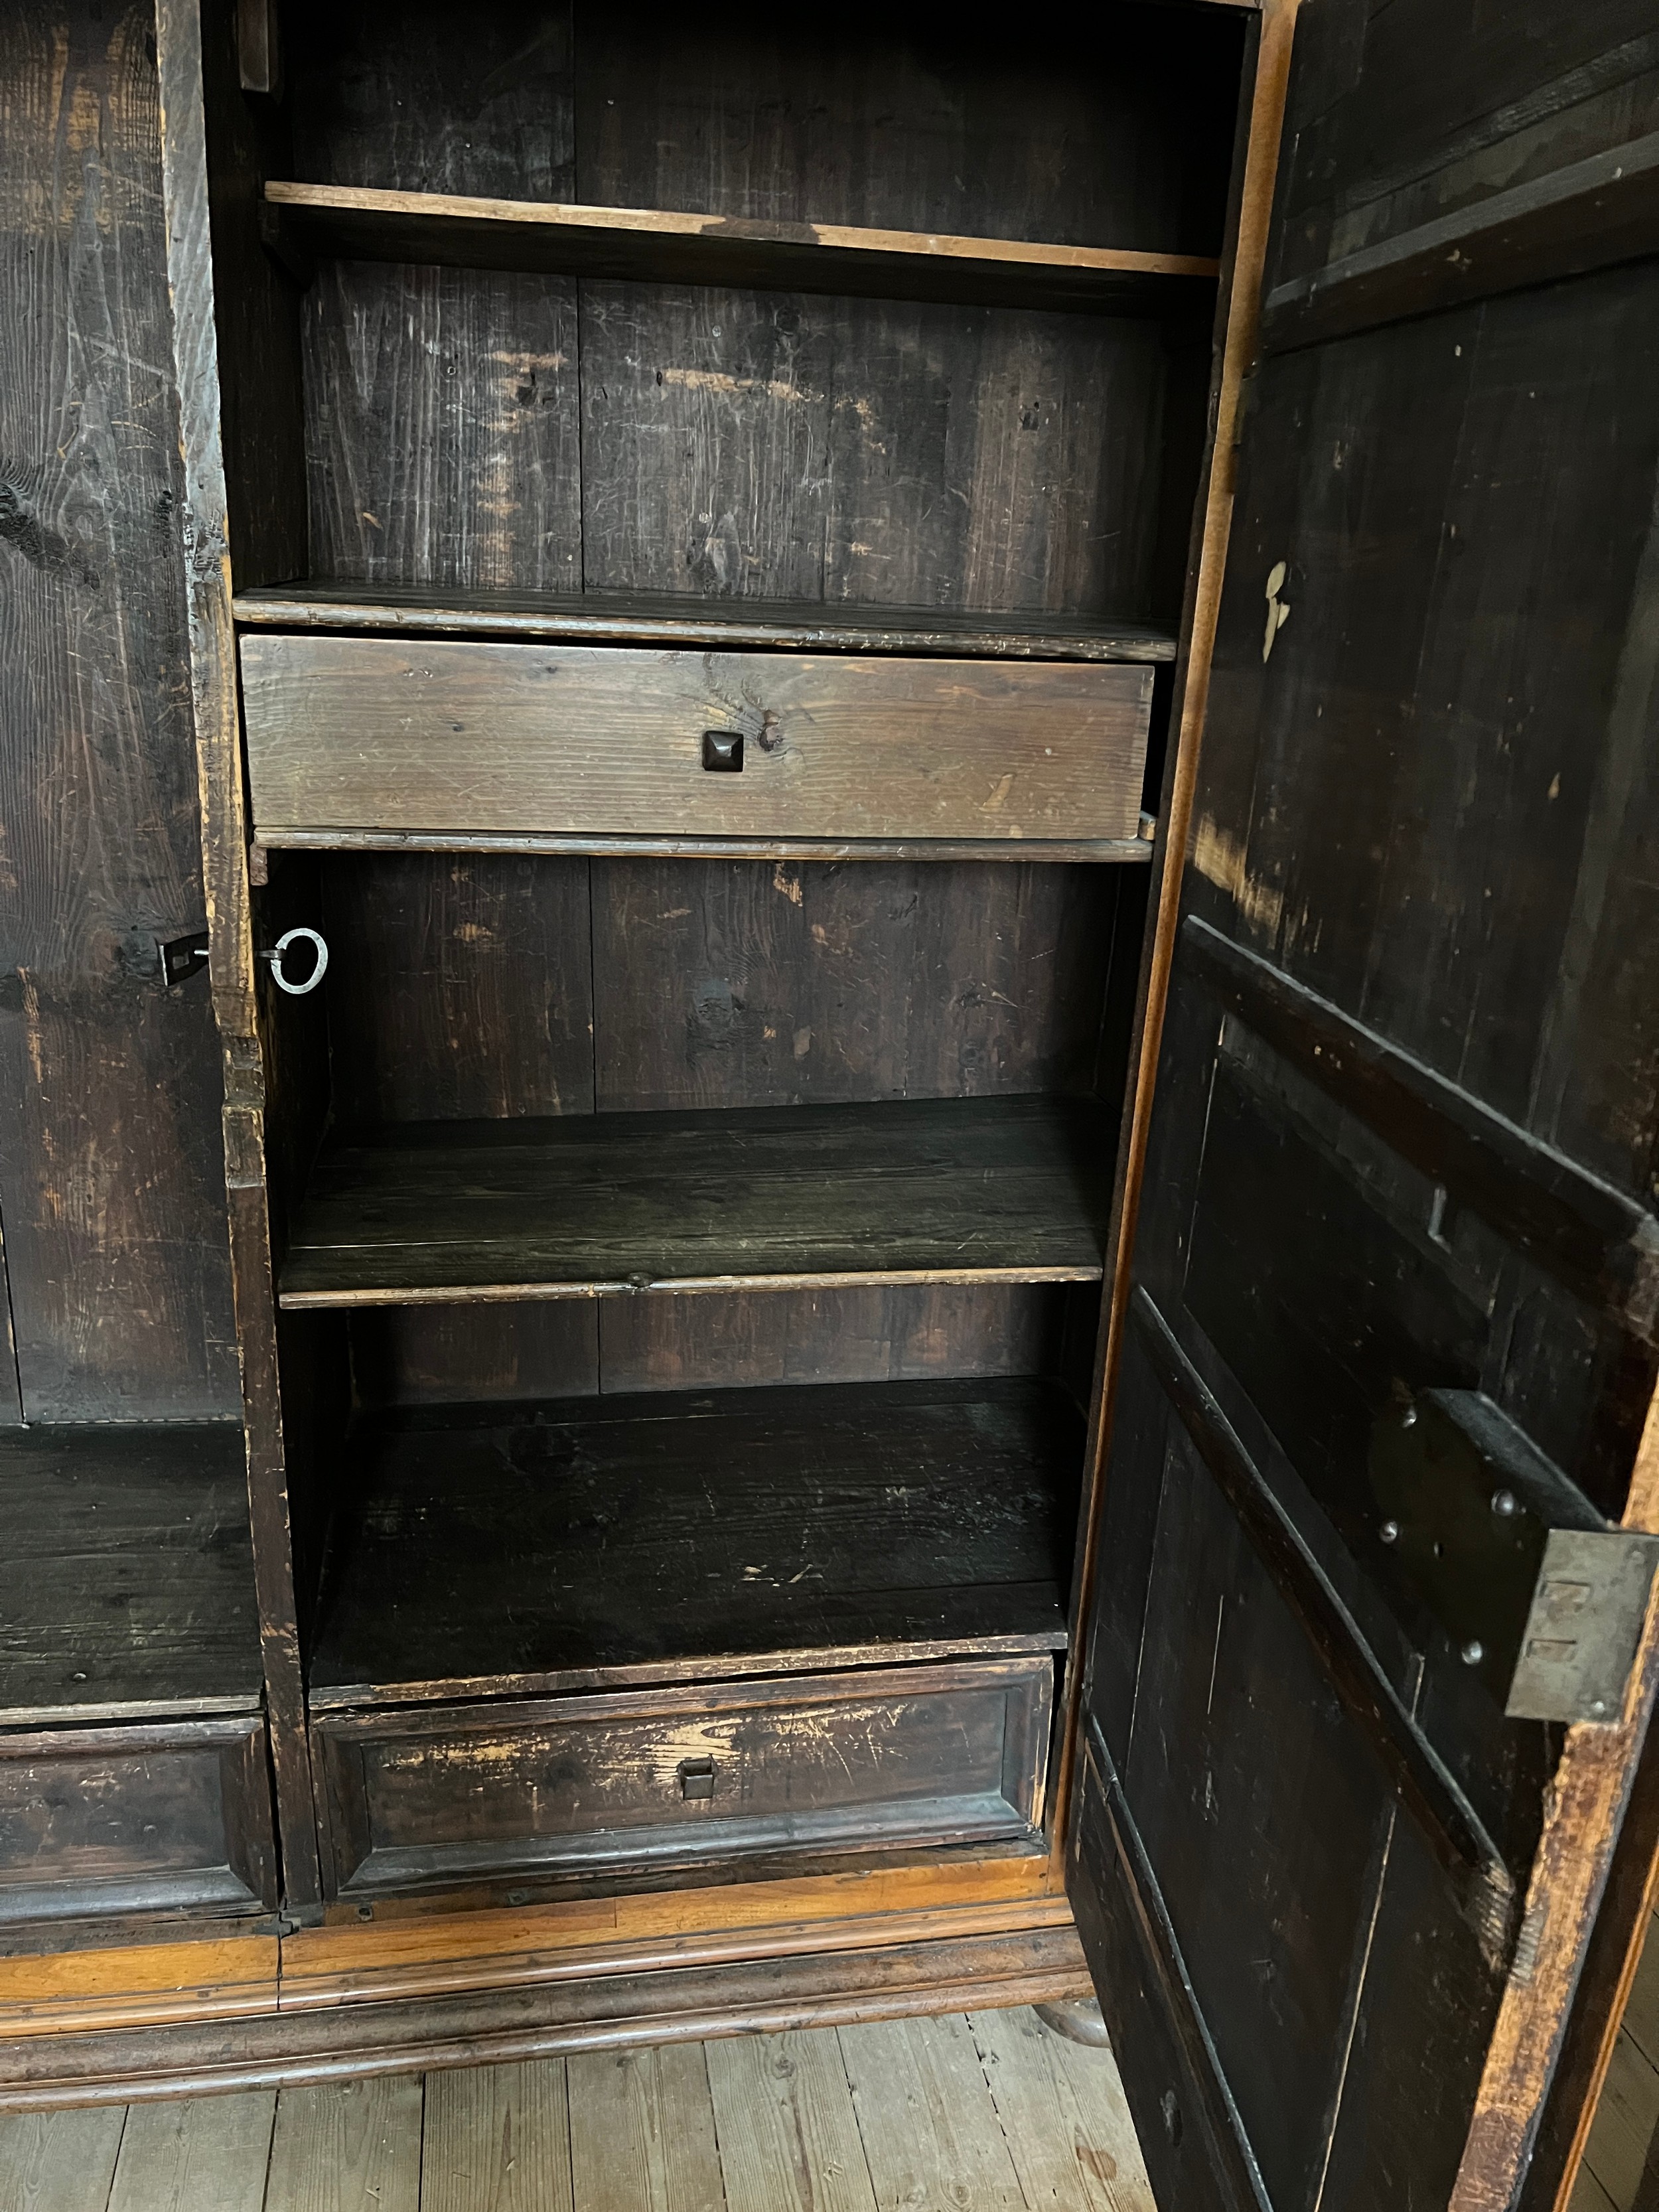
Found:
[279,1094,1116,1309]
[263,181,1222,317]
[232,582,1179,666]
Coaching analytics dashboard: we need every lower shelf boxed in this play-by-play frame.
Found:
[308,1375,1084,1705]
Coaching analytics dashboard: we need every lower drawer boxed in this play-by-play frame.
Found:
[313,1656,1054,1901]
[240,634,1154,847]
[0,1716,278,1931]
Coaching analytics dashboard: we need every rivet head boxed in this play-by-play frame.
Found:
[1380,1519,1400,1545]
[1402,1407,1418,1428]
[1589,1700,1608,1718]
[1491,1489,1518,1518]
[1461,1639,1484,1666]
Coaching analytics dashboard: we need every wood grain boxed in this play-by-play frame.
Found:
[238,636,1153,847]
[279,1097,1115,1307]
[305,1376,1078,1704]
[155,0,325,1901]
[704,2029,877,2212]
[312,1659,1052,1903]
[263,2074,423,2212]
[837,2014,1025,2211]
[0,2106,125,2212]
[589,856,1120,1113]
[575,283,1167,628]
[0,1930,1089,2106]
[0,1422,259,1724]
[319,855,595,1127]
[233,583,1177,664]
[967,2003,1157,2212]
[568,6,1241,256]
[0,1937,279,2041]
[301,262,583,597]
[0,0,238,1419]
[106,2091,275,2212]
[568,2043,725,2212]
[423,2059,571,2212]
[266,179,1220,316]
[1051,0,1300,1879]
[279,1858,1064,2004]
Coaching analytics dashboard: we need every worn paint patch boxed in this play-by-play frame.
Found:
[1262,559,1291,662]
[1192,814,1285,940]
[659,366,821,404]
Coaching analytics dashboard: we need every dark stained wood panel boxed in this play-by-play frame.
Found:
[589,857,1123,1113]
[0,1423,261,1725]
[232,581,1177,663]
[285,0,577,201]
[313,1657,1054,1900]
[265,181,1220,317]
[279,1095,1116,1307]
[301,261,584,597]
[0,0,238,1421]
[0,1715,277,1927]
[238,634,1155,847]
[319,855,596,1126]
[598,1285,1072,1398]
[307,1376,1081,1703]
[570,3,1243,255]
[1269,0,1659,298]
[1198,261,1659,1211]
[575,283,1169,624]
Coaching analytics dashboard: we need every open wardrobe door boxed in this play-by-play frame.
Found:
[1063,3,1659,2209]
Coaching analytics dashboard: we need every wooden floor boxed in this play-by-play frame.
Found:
[1575,1905,1659,2212]
[0,2006,1154,2212]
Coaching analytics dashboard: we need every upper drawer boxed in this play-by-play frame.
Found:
[238,635,1155,846]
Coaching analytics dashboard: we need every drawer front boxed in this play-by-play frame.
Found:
[240,635,1153,845]
[314,1656,1054,1899]
[0,1718,277,1930]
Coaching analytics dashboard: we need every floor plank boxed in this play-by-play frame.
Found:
[107,2093,275,2212]
[705,2028,879,2212]
[839,2014,1025,2211]
[425,2061,571,2212]
[0,2108,127,2212]
[1623,1910,1659,2071]
[568,2043,726,2212]
[1571,2035,1659,2212]
[263,2075,423,2212]
[968,2007,1155,2212]
[1571,2164,1622,2212]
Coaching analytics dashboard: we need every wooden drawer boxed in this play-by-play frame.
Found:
[313,1657,1054,1901]
[0,1717,277,1931]
[238,635,1154,846]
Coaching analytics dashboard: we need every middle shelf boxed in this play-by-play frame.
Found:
[280,1093,1117,1308]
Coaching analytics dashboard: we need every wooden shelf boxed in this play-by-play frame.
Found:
[265,181,1220,317]
[0,1424,263,1725]
[232,582,1179,666]
[279,1095,1116,1309]
[308,1376,1082,1706]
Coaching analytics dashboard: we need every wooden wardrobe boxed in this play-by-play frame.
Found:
[4,0,1659,2203]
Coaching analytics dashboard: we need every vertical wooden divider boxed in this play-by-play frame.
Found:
[1051,0,1301,1872]
[155,0,321,1904]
